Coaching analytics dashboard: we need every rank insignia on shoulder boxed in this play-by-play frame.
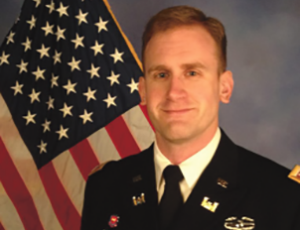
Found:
[224,216,255,230]
[108,215,119,228]
[217,178,228,188]
[200,197,219,213]
[288,165,300,184]
[89,162,109,176]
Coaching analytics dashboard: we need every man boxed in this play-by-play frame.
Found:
[81,6,300,230]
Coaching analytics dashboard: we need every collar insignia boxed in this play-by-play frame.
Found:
[224,216,255,230]
[288,165,300,184]
[132,193,146,206]
[201,196,219,213]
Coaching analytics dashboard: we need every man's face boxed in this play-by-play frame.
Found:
[139,25,233,145]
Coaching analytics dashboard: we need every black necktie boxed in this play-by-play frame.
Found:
[158,165,184,230]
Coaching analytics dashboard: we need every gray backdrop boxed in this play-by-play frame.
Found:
[1,0,300,169]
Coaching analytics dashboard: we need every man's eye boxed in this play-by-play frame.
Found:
[188,71,197,76]
[157,72,167,78]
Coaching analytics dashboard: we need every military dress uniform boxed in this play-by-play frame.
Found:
[81,130,300,230]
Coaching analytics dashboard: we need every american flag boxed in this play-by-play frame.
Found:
[0,0,154,229]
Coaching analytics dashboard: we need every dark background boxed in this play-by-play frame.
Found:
[1,0,300,169]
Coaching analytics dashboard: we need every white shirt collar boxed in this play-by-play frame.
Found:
[154,128,221,191]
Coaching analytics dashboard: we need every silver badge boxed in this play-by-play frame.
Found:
[224,216,255,230]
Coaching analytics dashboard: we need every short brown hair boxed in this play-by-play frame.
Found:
[142,5,227,73]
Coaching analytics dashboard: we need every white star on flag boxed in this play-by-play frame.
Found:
[91,41,104,56]
[37,140,47,154]
[27,15,36,30]
[51,74,59,88]
[87,63,100,79]
[127,78,139,93]
[33,0,41,8]
[0,51,10,65]
[41,119,51,133]
[83,87,97,102]
[32,66,46,81]
[53,50,62,64]
[71,33,85,49]
[63,80,77,95]
[95,17,109,33]
[46,96,55,110]
[42,22,54,36]
[56,2,69,18]
[23,110,37,125]
[6,31,15,45]
[110,48,124,63]
[79,109,93,124]
[68,57,81,72]
[55,26,66,41]
[75,9,89,25]
[22,37,32,52]
[56,125,69,140]
[37,44,50,59]
[107,71,120,86]
[103,93,117,108]
[16,60,29,74]
[60,103,73,118]
[28,89,41,104]
[46,0,55,14]
[11,81,24,96]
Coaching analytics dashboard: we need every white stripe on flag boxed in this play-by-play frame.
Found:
[0,95,63,230]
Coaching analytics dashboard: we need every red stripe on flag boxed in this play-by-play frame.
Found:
[0,137,44,230]
[0,222,5,230]
[69,139,100,181]
[39,163,81,230]
[139,104,155,131]
[105,116,140,159]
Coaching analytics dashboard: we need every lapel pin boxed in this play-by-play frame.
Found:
[108,215,119,228]
[224,216,255,230]
[132,175,142,183]
[288,165,300,184]
[132,193,146,206]
[217,178,228,188]
[201,197,219,213]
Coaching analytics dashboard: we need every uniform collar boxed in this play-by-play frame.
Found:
[154,128,221,191]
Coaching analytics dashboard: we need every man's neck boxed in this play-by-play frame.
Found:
[155,127,219,165]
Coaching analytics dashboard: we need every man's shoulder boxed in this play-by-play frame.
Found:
[236,145,300,193]
[88,145,153,183]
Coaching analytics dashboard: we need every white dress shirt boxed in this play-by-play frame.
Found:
[154,128,221,203]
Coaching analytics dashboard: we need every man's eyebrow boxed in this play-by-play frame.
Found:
[147,65,168,74]
[180,62,207,70]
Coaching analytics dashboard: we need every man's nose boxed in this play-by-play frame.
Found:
[166,75,186,100]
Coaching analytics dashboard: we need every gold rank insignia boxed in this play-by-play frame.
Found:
[88,162,109,176]
[288,165,300,184]
[201,197,219,213]
[224,216,255,230]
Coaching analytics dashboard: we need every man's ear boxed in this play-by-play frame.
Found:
[219,70,234,104]
[138,76,146,105]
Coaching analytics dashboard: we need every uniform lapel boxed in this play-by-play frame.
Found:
[122,145,160,230]
[170,131,249,230]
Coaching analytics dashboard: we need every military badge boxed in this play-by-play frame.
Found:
[288,165,300,184]
[224,216,255,230]
[132,193,146,206]
[200,196,219,212]
[108,215,119,228]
